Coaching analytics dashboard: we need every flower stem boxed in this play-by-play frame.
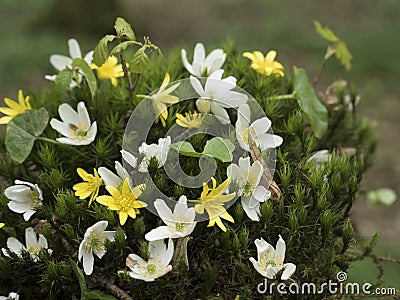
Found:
[266,93,297,101]
[119,49,135,98]
[186,199,201,203]
[36,137,60,145]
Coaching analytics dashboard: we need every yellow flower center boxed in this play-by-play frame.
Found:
[69,123,89,140]
[84,231,106,254]
[239,127,257,145]
[175,222,185,232]
[27,246,42,256]
[176,111,204,128]
[146,263,157,275]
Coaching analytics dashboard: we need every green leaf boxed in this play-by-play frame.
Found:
[55,68,73,90]
[367,188,397,207]
[86,290,117,300]
[5,108,49,163]
[72,58,97,99]
[129,46,149,73]
[313,20,339,42]
[324,45,336,60]
[114,17,136,41]
[335,41,352,71]
[69,258,87,300]
[110,40,141,55]
[293,67,328,139]
[93,34,115,66]
[202,137,235,163]
[170,141,203,158]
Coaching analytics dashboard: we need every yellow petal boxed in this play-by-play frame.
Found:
[119,211,129,225]
[0,116,11,124]
[3,98,20,110]
[265,50,277,62]
[76,168,90,181]
[243,52,255,61]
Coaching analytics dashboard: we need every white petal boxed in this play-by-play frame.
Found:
[82,253,94,275]
[58,103,80,124]
[249,257,264,276]
[282,263,296,280]
[163,239,174,267]
[205,49,225,69]
[25,227,38,249]
[50,119,71,137]
[98,167,121,187]
[115,161,129,181]
[95,249,106,259]
[145,226,172,241]
[23,210,36,221]
[56,137,82,145]
[190,76,205,96]
[38,234,49,249]
[251,186,270,207]
[249,160,263,187]
[104,231,116,242]
[214,90,248,108]
[49,55,72,71]
[259,133,283,150]
[241,196,260,221]
[7,200,31,213]
[87,221,108,234]
[208,69,224,80]
[127,254,147,269]
[85,122,97,144]
[154,199,173,223]
[45,75,56,82]
[121,150,137,169]
[181,49,194,75]
[77,102,91,129]
[4,185,31,201]
[6,237,25,256]
[68,39,82,59]
[238,157,251,177]
[84,50,94,64]
[275,235,286,263]
[237,104,251,125]
[252,117,272,134]
[266,265,281,279]
[210,102,230,124]
[254,238,274,261]
[173,195,190,217]
[193,43,205,64]
[226,163,240,182]
[148,239,166,261]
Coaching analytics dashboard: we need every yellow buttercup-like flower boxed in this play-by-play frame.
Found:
[176,111,204,128]
[96,179,147,225]
[194,177,235,232]
[91,56,124,86]
[242,50,284,77]
[0,223,4,228]
[0,90,31,124]
[73,168,103,206]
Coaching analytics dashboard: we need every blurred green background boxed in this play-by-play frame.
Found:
[1,0,399,292]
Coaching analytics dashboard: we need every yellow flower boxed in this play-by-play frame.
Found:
[142,73,180,127]
[91,56,124,86]
[73,168,103,206]
[0,90,31,124]
[96,179,147,225]
[0,223,4,228]
[176,111,204,128]
[242,50,284,77]
[194,177,235,232]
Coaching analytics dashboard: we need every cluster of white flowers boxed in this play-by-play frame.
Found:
[1,40,297,284]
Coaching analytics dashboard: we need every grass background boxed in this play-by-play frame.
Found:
[1,0,399,293]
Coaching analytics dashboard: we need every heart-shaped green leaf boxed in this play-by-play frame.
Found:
[203,137,235,163]
[5,108,49,163]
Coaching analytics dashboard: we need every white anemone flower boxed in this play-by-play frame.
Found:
[45,38,94,88]
[181,42,226,77]
[98,161,131,188]
[78,221,116,275]
[190,70,247,124]
[123,239,174,282]
[50,101,97,145]
[227,157,271,221]
[236,104,283,152]
[249,235,296,280]
[138,136,171,172]
[0,292,19,300]
[145,196,197,241]
[5,180,43,221]
[2,227,52,262]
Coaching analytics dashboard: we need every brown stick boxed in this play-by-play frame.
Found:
[34,219,75,253]
[91,272,133,300]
